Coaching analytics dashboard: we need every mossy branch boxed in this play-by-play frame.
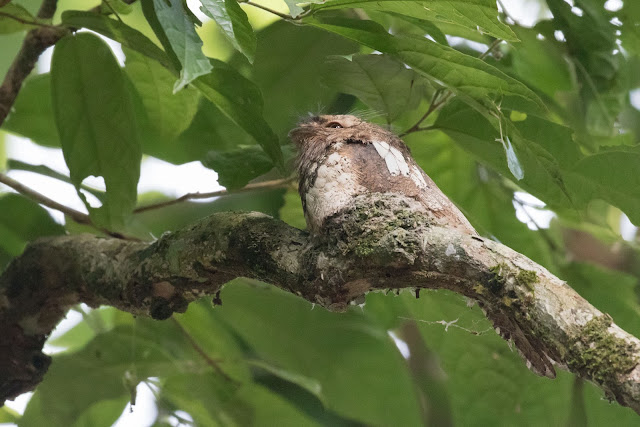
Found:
[1,194,639,415]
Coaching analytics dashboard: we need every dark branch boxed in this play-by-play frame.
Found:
[2,194,640,414]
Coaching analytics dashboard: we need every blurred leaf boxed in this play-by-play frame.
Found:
[248,359,324,403]
[162,374,320,426]
[322,54,428,123]
[279,189,306,230]
[150,0,212,92]
[202,145,274,190]
[123,47,200,163]
[99,0,133,15]
[509,26,574,98]
[51,33,142,229]
[0,3,36,33]
[0,406,20,423]
[200,0,256,63]
[433,100,574,209]
[70,396,130,427]
[306,17,545,114]
[2,73,59,147]
[619,2,640,56]
[191,60,284,169]
[236,21,357,139]
[22,314,242,426]
[284,0,304,18]
[310,0,518,41]
[0,194,64,269]
[565,150,640,225]
[213,280,423,425]
[61,11,173,70]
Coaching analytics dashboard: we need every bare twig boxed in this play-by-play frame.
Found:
[241,1,294,20]
[0,172,91,224]
[133,177,295,214]
[0,11,57,29]
[0,0,65,126]
[401,39,503,136]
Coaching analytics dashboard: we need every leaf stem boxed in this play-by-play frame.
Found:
[0,11,57,29]
[241,1,293,20]
[0,171,91,224]
[133,177,295,214]
[400,38,503,137]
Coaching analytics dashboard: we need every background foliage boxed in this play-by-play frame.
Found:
[1,0,640,425]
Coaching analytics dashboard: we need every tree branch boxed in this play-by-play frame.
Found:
[2,193,640,413]
[0,0,65,126]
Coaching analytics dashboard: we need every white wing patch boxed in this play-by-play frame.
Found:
[371,140,410,177]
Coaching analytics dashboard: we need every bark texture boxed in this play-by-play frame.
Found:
[1,194,639,415]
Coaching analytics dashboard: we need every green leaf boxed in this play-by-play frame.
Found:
[0,3,37,34]
[61,11,174,70]
[191,60,284,169]
[2,73,59,147]
[0,406,20,423]
[322,54,429,123]
[235,20,358,139]
[565,150,640,225]
[123,47,200,162]
[162,374,320,426]
[284,0,304,18]
[433,100,575,209]
[0,194,65,269]
[51,33,142,229]
[213,280,423,425]
[202,145,275,190]
[310,0,518,41]
[151,0,213,92]
[200,0,256,63]
[306,17,545,114]
[247,359,324,403]
[22,313,245,426]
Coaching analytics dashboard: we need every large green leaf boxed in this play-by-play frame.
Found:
[20,312,243,426]
[191,60,284,169]
[310,0,518,41]
[0,3,37,34]
[306,17,545,114]
[151,0,213,92]
[123,47,200,162]
[2,73,59,147]
[433,100,575,209]
[200,0,256,63]
[61,11,173,70]
[202,145,275,190]
[233,21,358,139]
[322,54,429,123]
[213,280,423,426]
[162,374,320,426]
[565,149,640,225]
[0,194,64,269]
[51,33,142,229]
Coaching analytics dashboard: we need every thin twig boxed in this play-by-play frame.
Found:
[134,177,295,214]
[400,39,503,137]
[0,172,139,240]
[0,172,91,224]
[242,1,293,20]
[0,0,65,126]
[170,318,238,384]
[0,11,57,29]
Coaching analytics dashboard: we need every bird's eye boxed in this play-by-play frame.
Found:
[326,122,342,129]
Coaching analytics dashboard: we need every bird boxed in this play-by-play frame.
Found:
[288,114,476,235]
[289,114,556,379]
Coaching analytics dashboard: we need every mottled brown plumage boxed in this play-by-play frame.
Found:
[289,114,476,235]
